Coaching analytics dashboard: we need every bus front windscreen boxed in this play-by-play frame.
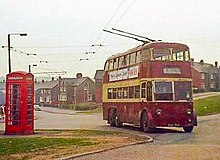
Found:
[174,81,192,101]
[154,81,192,101]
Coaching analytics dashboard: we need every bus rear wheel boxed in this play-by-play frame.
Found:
[183,126,194,133]
[140,111,152,132]
[109,109,122,127]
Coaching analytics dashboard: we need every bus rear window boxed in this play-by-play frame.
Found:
[155,82,173,101]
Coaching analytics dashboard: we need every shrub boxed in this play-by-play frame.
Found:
[75,103,99,111]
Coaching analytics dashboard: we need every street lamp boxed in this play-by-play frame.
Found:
[8,33,27,73]
[28,64,37,73]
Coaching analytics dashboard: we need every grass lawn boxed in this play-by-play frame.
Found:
[0,129,146,160]
[0,137,96,156]
[194,95,220,116]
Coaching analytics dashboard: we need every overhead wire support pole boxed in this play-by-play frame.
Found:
[8,34,11,73]
[103,29,148,43]
[112,28,156,42]
[7,33,27,73]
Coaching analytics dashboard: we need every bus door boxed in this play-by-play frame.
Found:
[147,81,153,101]
[141,81,153,101]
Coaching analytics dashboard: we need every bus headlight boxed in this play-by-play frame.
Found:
[186,109,192,115]
[156,109,162,116]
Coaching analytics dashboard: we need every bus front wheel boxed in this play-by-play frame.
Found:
[183,126,194,133]
[140,111,152,132]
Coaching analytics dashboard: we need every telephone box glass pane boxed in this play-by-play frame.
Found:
[8,84,21,126]
[27,84,33,125]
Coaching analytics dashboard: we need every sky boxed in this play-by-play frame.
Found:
[0,0,220,79]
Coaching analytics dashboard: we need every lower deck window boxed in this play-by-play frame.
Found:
[129,86,134,98]
[135,86,140,98]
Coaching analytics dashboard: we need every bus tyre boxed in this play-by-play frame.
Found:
[183,126,194,133]
[109,109,116,127]
[114,114,121,127]
[140,111,152,133]
[109,109,122,127]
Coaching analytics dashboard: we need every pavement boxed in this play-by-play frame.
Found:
[40,106,77,115]
[0,118,4,123]
[193,92,220,100]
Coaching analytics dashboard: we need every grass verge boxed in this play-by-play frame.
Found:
[194,95,220,116]
[0,137,97,156]
[77,107,103,114]
[0,129,146,160]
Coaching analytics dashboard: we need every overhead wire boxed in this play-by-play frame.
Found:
[70,0,128,72]
[79,0,137,72]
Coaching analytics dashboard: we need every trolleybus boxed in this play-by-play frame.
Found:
[102,42,197,132]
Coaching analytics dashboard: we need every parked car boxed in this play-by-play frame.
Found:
[34,104,41,111]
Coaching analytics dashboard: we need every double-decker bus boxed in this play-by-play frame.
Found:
[102,42,197,132]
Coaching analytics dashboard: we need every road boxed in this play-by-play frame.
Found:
[71,114,220,160]
[0,108,106,130]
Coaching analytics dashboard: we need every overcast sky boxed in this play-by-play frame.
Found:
[0,0,220,78]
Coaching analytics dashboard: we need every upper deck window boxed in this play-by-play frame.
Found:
[130,53,136,65]
[152,48,190,62]
[184,50,190,61]
[113,58,118,69]
[153,48,171,60]
[104,61,109,71]
[142,49,150,61]
[119,55,129,67]
[172,49,190,61]
[136,51,141,63]
[119,56,124,67]
[109,59,114,70]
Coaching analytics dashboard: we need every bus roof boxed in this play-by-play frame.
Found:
[107,42,189,61]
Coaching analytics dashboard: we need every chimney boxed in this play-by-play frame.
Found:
[191,58,194,66]
[52,77,54,81]
[58,76,62,84]
[200,59,204,65]
[215,61,218,68]
[76,73,82,79]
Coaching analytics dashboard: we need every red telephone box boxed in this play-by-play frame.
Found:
[5,71,34,135]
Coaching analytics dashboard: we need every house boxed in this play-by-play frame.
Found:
[192,60,220,92]
[0,82,6,105]
[94,70,104,103]
[58,73,95,105]
[34,80,59,105]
